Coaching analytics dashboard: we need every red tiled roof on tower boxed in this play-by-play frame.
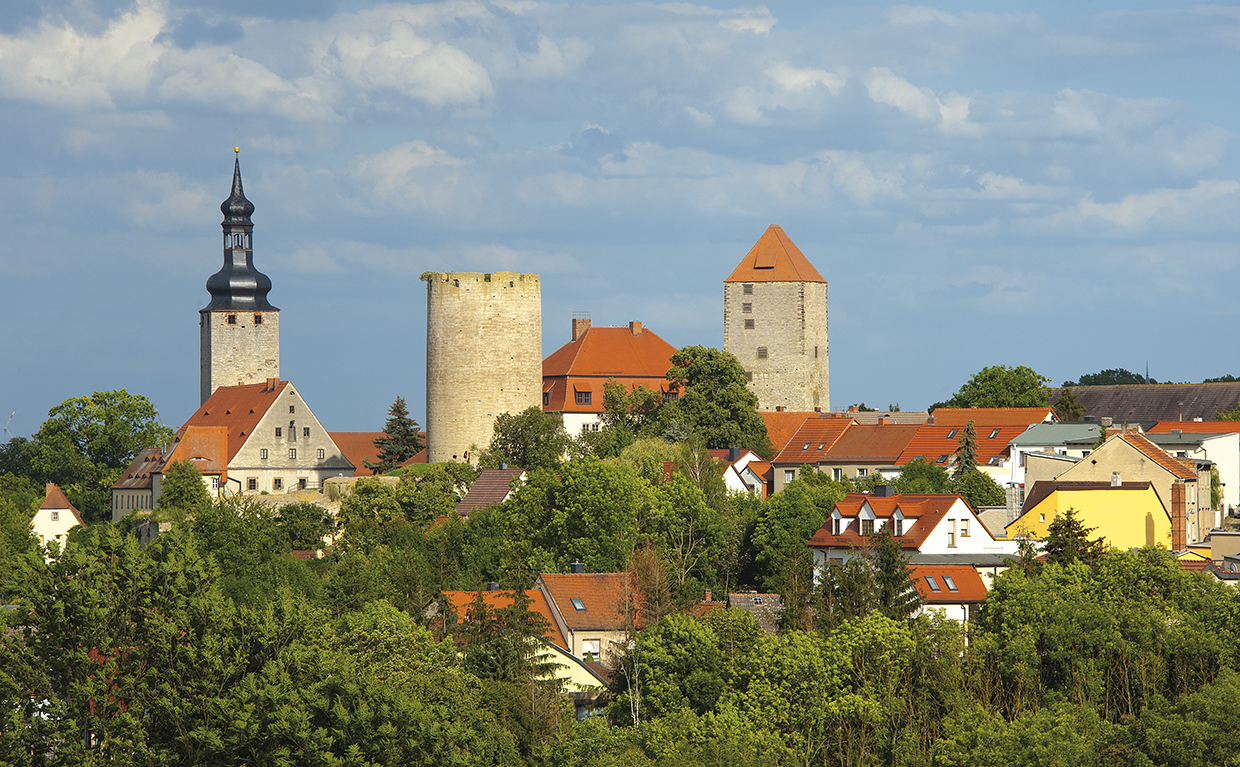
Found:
[724,225,826,284]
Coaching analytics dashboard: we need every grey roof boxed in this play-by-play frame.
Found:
[1008,422,1101,447]
[1025,451,1081,464]
[1144,432,1230,446]
[905,553,1015,567]
[1050,384,1240,422]
[202,156,277,312]
[844,411,930,425]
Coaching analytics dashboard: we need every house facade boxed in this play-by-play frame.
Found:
[32,484,86,554]
[1007,481,1172,550]
[537,571,638,666]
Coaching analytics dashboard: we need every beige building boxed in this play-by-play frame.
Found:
[424,271,542,464]
[723,226,829,412]
[32,484,87,555]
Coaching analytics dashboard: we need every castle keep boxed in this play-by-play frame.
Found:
[199,153,279,405]
[424,272,542,463]
[723,225,829,412]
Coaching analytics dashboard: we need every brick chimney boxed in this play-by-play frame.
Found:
[629,320,643,336]
[572,317,592,341]
[878,415,891,426]
[1171,482,1188,551]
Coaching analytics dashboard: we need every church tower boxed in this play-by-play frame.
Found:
[200,151,279,405]
[723,225,828,412]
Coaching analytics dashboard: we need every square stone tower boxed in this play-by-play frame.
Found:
[723,225,828,412]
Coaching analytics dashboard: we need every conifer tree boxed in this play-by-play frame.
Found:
[1043,507,1106,566]
[366,397,423,474]
[952,420,979,480]
[871,527,921,621]
[1054,387,1087,421]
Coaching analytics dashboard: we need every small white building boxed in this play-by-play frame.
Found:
[32,484,86,554]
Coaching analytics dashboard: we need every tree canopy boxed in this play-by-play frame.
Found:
[366,396,424,473]
[478,406,570,471]
[1064,367,1152,386]
[1052,386,1087,421]
[666,345,773,458]
[936,365,1050,410]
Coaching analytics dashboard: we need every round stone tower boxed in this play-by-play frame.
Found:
[424,272,542,464]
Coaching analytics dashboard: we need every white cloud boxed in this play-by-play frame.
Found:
[1073,180,1240,228]
[718,9,777,36]
[490,35,591,80]
[722,63,846,124]
[160,46,339,121]
[862,68,983,135]
[347,140,473,215]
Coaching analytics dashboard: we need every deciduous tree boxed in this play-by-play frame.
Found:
[937,365,1050,410]
[479,406,569,471]
[666,345,773,458]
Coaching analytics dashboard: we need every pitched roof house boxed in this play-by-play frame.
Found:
[455,468,525,516]
[909,564,988,623]
[1148,422,1240,510]
[542,319,677,436]
[32,483,86,553]
[537,571,639,665]
[1007,480,1171,550]
[770,416,855,491]
[898,408,1054,484]
[1048,383,1240,422]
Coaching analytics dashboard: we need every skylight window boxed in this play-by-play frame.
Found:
[937,455,949,464]
[925,576,941,592]
[803,443,810,450]
[570,598,586,611]
[947,429,959,439]
[989,428,1001,439]
[818,443,825,450]
[943,576,958,591]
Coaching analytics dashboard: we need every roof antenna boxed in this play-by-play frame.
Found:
[3,409,14,440]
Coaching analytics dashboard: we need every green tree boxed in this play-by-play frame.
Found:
[952,420,978,479]
[365,396,424,473]
[938,365,1050,410]
[1203,374,1238,383]
[871,527,921,621]
[1066,367,1151,386]
[1053,386,1087,421]
[1217,399,1240,421]
[951,468,1005,509]
[277,500,333,549]
[1042,507,1106,566]
[666,346,773,458]
[893,456,952,494]
[479,406,569,471]
[157,459,213,516]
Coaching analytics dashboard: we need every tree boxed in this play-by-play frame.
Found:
[156,459,212,516]
[1065,368,1151,386]
[1217,400,1240,421]
[277,501,333,549]
[952,420,978,479]
[1053,386,1087,421]
[666,346,773,458]
[1203,374,1238,383]
[938,365,1050,410]
[365,396,423,473]
[478,406,569,471]
[871,527,921,621]
[951,469,1005,509]
[1042,507,1105,566]
[893,457,952,494]
[601,378,665,438]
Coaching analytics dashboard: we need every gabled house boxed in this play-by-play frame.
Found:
[898,408,1052,482]
[909,564,988,623]
[771,416,855,491]
[32,483,86,553]
[537,570,639,665]
[808,493,1017,574]
[112,379,355,521]
[1006,422,1103,491]
[1148,421,1240,511]
[542,318,678,435]
[813,420,922,483]
[455,467,525,516]
[1007,481,1172,550]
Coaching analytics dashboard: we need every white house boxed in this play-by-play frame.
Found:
[32,484,86,555]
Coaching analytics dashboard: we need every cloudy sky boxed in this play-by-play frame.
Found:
[1,0,1237,436]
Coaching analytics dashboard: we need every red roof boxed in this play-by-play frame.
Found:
[112,446,165,490]
[164,425,229,476]
[909,565,988,603]
[182,380,288,463]
[441,589,567,650]
[772,417,854,464]
[808,493,964,550]
[456,468,524,516]
[822,423,921,462]
[328,432,385,475]
[897,423,1029,467]
[724,225,826,283]
[931,408,1055,427]
[40,483,87,527]
[542,324,677,413]
[539,572,636,632]
[760,411,815,454]
[1114,431,1199,479]
[1149,421,1240,435]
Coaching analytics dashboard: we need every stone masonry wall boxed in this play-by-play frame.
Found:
[723,280,828,412]
[425,272,542,464]
[200,310,279,405]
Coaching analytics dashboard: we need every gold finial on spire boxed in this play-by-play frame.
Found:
[234,146,240,154]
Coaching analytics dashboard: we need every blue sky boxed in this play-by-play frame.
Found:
[1,0,1237,436]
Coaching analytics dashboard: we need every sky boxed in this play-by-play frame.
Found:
[1,0,1238,437]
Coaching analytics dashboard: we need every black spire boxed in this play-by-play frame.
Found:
[202,152,277,312]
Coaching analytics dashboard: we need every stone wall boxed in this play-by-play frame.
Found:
[200,310,279,405]
[723,280,828,412]
[424,272,542,464]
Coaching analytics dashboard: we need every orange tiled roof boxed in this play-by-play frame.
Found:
[164,425,229,476]
[772,417,854,465]
[329,432,385,475]
[1115,432,1199,480]
[183,380,288,463]
[1149,421,1240,435]
[724,225,826,283]
[442,589,567,650]
[897,423,1029,467]
[40,483,87,527]
[909,565,988,603]
[931,408,1055,427]
[760,411,816,454]
[542,324,677,413]
[112,446,165,490]
[822,423,921,462]
[539,572,636,632]
[808,493,962,550]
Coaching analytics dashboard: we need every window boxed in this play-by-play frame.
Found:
[742,302,752,313]
[299,478,307,490]
[947,519,957,548]
[833,468,843,481]
[802,443,810,450]
[290,421,296,440]
[947,429,959,439]
[211,476,219,490]
[247,478,258,491]
[832,517,841,535]
[260,449,268,460]
[543,392,550,406]
[317,448,325,459]
[861,519,874,536]
[818,443,825,450]
[303,427,310,438]
[753,596,763,605]
[254,314,262,325]
[227,314,236,325]
[1039,513,1045,523]
[273,478,283,491]
[815,345,819,358]
[570,598,586,611]
[925,576,941,592]
[744,319,755,329]
[943,575,958,591]
[937,454,948,464]
[51,511,59,521]
[582,639,601,659]
[275,428,282,438]
[744,371,753,382]
[743,283,753,295]
[784,469,795,483]
[988,456,1002,466]
[289,405,295,414]
[663,390,679,402]
[989,428,1000,439]
[961,519,970,537]
[757,347,768,359]
[289,448,297,459]
[575,390,592,406]
[894,518,903,536]
[857,468,867,477]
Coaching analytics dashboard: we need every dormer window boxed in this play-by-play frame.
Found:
[861,519,874,536]
[832,517,841,535]
[894,517,903,536]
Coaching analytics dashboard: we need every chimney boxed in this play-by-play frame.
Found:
[775,406,785,412]
[1111,472,1122,487]
[878,415,891,426]
[572,317,592,341]
[1100,417,1113,428]
[814,407,821,412]
[570,560,585,574]
[1171,482,1188,551]
[629,320,643,336]
[1105,427,1124,440]
[848,405,858,413]
[728,446,739,462]
[704,589,712,603]
[875,484,896,497]
[487,582,500,591]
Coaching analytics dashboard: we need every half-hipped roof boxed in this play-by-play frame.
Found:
[183,379,289,463]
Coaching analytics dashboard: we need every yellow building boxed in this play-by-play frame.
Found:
[1006,480,1172,550]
